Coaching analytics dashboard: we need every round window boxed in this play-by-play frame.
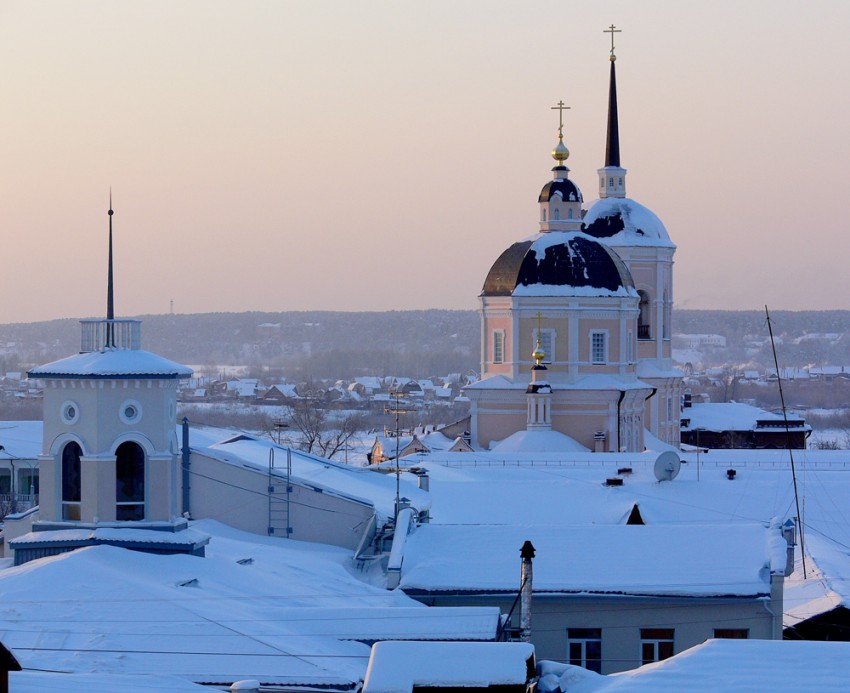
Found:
[61,400,80,425]
[119,399,143,425]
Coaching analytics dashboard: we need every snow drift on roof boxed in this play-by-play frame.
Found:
[29,349,192,379]
[582,197,674,248]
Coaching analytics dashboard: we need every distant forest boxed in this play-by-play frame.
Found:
[2,309,850,381]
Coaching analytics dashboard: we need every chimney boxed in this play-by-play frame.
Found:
[783,519,797,576]
[593,431,606,453]
[520,540,536,644]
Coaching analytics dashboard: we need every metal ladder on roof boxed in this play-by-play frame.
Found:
[268,447,292,537]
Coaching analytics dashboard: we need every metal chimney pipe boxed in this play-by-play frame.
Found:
[520,540,536,644]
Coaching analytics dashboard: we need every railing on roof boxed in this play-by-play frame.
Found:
[80,319,141,353]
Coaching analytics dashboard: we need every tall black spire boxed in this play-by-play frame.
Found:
[106,190,115,348]
[599,24,627,200]
[605,59,620,168]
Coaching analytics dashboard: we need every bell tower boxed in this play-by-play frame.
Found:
[10,198,206,565]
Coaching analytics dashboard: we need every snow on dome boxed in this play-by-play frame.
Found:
[28,349,193,379]
[491,428,590,454]
[482,231,637,298]
[582,197,675,248]
[538,176,583,203]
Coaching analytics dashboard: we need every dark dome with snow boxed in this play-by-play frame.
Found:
[538,176,583,204]
[582,197,674,248]
[481,231,636,298]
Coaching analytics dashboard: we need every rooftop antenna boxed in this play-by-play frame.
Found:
[766,305,806,578]
[385,391,412,523]
[106,189,115,348]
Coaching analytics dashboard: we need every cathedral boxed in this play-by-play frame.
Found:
[465,42,682,453]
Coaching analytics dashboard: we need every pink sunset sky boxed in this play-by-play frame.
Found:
[0,0,847,322]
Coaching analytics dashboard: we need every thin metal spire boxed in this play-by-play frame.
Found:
[107,189,115,347]
[604,26,621,168]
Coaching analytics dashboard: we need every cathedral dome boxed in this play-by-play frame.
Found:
[582,197,674,248]
[538,174,583,204]
[481,231,636,298]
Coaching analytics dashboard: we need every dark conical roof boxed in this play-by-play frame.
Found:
[605,60,620,167]
[481,231,635,297]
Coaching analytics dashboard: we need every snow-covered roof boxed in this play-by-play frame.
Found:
[28,349,192,380]
[538,639,850,693]
[482,231,637,299]
[198,434,430,522]
[398,522,781,597]
[582,196,675,248]
[681,402,810,432]
[363,641,535,693]
[10,671,211,692]
[490,428,589,453]
[0,520,496,688]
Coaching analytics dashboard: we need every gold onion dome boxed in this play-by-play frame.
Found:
[552,137,569,164]
[532,344,546,365]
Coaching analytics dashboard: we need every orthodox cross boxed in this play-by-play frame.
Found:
[550,100,570,139]
[604,24,621,60]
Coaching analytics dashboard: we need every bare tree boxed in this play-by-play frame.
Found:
[285,397,364,461]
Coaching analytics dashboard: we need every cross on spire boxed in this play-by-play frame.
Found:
[550,100,570,139]
[604,23,621,61]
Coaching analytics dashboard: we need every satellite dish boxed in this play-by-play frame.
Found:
[654,451,681,482]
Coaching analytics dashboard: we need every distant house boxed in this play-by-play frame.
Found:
[393,522,790,675]
[680,402,810,449]
[262,383,299,403]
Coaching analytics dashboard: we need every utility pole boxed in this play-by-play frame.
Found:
[384,391,412,523]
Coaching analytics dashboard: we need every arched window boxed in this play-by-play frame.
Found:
[62,442,82,521]
[116,441,145,521]
[568,208,573,219]
[542,209,547,222]
[638,290,651,340]
[553,208,560,221]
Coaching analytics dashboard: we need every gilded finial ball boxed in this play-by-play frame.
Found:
[532,346,546,363]
[552,139,569,163]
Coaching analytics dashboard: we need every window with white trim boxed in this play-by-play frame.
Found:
[591,331,607,364]
[533,329,554,364]
[568,628,602,673]
[493,331,505,364]
[640,628,674,665]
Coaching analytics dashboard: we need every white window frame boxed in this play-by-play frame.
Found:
[640,629,674,665]
[492,330,505,365]
[533,328,555,364]
[567,628,602,673]
[590,330,608,365]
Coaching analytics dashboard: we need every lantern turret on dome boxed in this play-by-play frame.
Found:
[539,100,583,232]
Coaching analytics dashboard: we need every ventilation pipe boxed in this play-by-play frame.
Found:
[181,417,191,517]
[520,540,536,644]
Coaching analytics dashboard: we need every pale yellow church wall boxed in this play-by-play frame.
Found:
[79,456,117,523]
[147,456,175,521]
[482,314,513,376]
[475,409,527,449]
[36,455,58,522]
[550,412,610,450]
[39,377,181,524]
